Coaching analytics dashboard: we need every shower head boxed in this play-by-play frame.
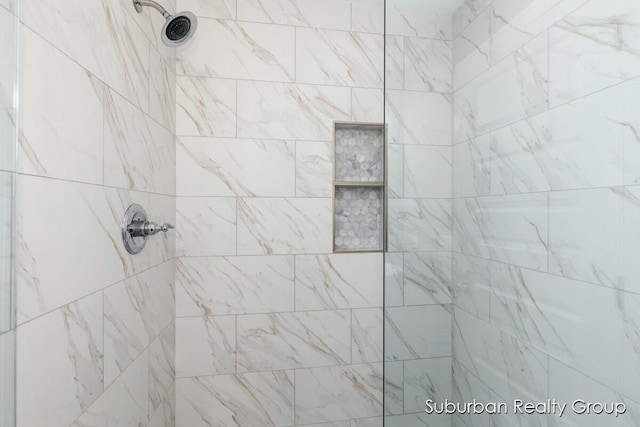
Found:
[133,0,198,47]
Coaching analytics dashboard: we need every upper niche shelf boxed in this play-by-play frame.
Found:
[334,124,385,184]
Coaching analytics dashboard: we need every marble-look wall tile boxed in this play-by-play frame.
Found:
[453,8,491,90]
[176,316,235,377]
[237,198,332,254]
[384,361,403,416]
[491,0,589,63]
[18,26,104,185]
[385,305,452,361]
[454,33,549,143]
[148,383,176,427]
[404,252,453,306]
[295,364,383,424]
[386,91,452,146]
[71,352,148,427]
[149,325,175,417]
[296,28,383,88]
[177,138,295,196]
[236,0,351,30]
[176,371,294,427]
[384,253,404,307]
[176,197,236,256]
[624,186,640,295]
[104,261,174,386]
[295,253,384,311]
[452,0,492,38]
[176,77,236,137]
[548,358,640,427]
[16,176,135,323]
[387,144,403,199]
[452,361,491,427]
[237,81,351,141]
[454,308,549,407]
[388,199,452,253]
[453,193,549,271]
[352,88,384,123]
[177,19,295,82]
[0,330,14,427]
[549,0,640,106]
[548,188,623,289]
[104,89,176,194]
[490,264,624,390]
[352,418,383,427]
[385,36,404,90]
[352,0,384,34]
[403,145,452,198]
[623,291,640,403]
[237,310,350,372]
[21,0,150,110]
[490,80,628,195]
[296,141,332,198]
[386,4,452,39]
[352,308,383,363]
[176,255,294,316]
[452,253,491,322]
[405,38,452,93]
[148,49,176,132]
[146,194,177,267]
[453,137,491,198]
[16,293,103,427]
[178,0,237,19]
[404,357,452,414]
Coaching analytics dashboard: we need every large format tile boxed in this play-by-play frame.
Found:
[385,305,452,361]
[403,145,452,198]
[490,264,625,390]
[405,37,452,93]
[176,77,236,137]
[237,310,350,372]
[454,33,549,143]
[295,140,332,197]
[71,353,149,427]
[176,256,294,316]
[296,28,383,88]
[453,193,549,271]
[176,371,294,427]
[177,137,295,196]
[104,88,175,194]
[176,315,236,377]
[178,0,237,19]
[236,0,351,30]
[352,308,384,364]
[149,324,175,416]
[21,0,150,109]
[404,252,453,306]
[386,91,452,146]
[16,293,103,427]
[237,198,332,255]
[103,261,174,386]
[549,0,640,106]
[388,199,452,252]
[237,81,351,141]
[453,7,491,90]
[452,253,491,322]
[386,3,452,39]
[404,357,452,414]
[548,188,623,288]
[16,177,137,322]
[295,253,383,311]
[19,26,104,184]
[177,19,294,81]
[295,364,383,424]
[176,197,236,256]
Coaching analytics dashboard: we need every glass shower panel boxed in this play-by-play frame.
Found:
[0,1,18,426]
[384,0,460,425]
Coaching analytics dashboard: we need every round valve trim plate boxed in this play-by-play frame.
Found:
[122,203,148,255]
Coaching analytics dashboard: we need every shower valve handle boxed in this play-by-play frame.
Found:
[127,220,174,237]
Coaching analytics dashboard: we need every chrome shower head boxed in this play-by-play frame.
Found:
[133,0,198,48]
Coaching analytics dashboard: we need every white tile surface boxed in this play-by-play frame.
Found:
[236,0,351,30]
[176,315,236,377]
[176,197,236,256]
[176,77,236,137]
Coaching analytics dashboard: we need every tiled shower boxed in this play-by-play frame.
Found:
[2,0,640,426]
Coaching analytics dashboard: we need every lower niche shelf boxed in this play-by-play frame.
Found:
[334,186,383,252]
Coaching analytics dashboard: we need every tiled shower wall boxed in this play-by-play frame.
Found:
[173,0,386,425]
[15,0,177,426]
[383,1,454,426]
[452,0,640,426]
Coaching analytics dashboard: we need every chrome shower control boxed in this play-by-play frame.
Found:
[121,204,174,254]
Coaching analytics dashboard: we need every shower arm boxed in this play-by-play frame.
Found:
[133,0,171,19]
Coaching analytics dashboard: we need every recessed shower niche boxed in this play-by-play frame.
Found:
[333,123,386,252]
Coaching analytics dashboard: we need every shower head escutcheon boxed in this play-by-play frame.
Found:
[132,0,198,47]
